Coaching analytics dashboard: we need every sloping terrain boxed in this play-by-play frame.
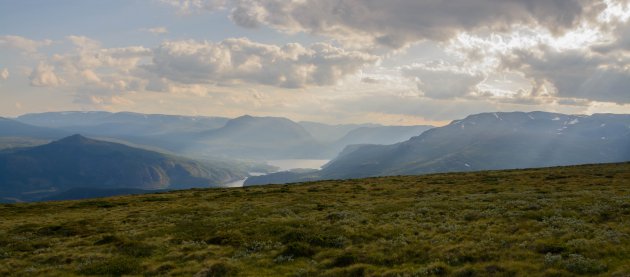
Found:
[0,117,68,140]
[248,112,630,185]
[1,163,629,276]
[192,115,324,159]
[0,135,246,202]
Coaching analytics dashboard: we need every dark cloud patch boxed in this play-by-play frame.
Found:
[592,20,630,53]
[228,0,606,48]
[502,47,630,104]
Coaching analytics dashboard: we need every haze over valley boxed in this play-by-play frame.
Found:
[0,109,628,201]
[0,111,436,201]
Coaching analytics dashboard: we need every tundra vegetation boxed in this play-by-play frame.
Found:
[1,162,629,276]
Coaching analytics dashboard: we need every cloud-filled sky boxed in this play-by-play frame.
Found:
[1,0,629,125]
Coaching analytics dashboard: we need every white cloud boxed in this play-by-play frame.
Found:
[402,62,485,99]
[0,68,8,80]
[144,38,378,88]
[29,63,63,87]
[49,36,151,79]
[143,27,169,35]
[74,94,134,107]
[0,35,52,53]
[160,0,227,13]
[21,36,151,107]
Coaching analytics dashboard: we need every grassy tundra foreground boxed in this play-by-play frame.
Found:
[1,163,630,276]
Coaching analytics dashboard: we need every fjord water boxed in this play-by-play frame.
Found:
[224,159,330,187]
[267,159,330,171]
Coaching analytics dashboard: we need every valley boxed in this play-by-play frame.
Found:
[2,111,629,201]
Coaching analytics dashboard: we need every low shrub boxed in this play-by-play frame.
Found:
[194,261,238,277]
[282,242,316,258]
[77,256,141,275]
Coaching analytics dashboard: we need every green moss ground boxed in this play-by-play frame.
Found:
[1,162,630,276]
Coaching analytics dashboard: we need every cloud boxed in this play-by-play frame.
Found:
[22,36,151,107]
[56,35,153,71]
[144,38,378,88]
[160,0,227,13]
[592,20,630,53]
[0,35,52,53]
[48,36,151,80]
[18,34,377,112]
[502,47,630,104]
[143,27,169,35]
[224,0,606,48]
[29,63,63,87]
[73,94,134,107]
[361,77,380,84]
[0,68,8,80]
[402,62,485,99]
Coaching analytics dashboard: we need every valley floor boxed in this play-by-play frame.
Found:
[1,163,630,276]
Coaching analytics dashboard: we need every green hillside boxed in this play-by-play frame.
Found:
[1,163,629,276]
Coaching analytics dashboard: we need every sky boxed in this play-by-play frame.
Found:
[1,0,630,126]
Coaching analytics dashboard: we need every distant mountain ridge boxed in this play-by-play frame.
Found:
[191,115,321,159]
[0,135,247,202]
[16,112,231,154]
[329,125,433,153]
[17,111,230,132]
[13,112,432,160]
[0,117,69,139]
[246,111,630,185]
[298,121,380,142]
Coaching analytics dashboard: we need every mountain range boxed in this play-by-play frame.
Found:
[9,112,431,160]
[245,111,630,185]
[4,110,628,198]
[0,135,248,202]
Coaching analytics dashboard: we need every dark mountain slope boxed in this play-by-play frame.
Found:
[326,125,434,155]
[321,112,630,178]
[0,135,246,202]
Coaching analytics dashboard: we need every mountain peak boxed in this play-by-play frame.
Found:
[54,134,93,145]
[236,115,254,119]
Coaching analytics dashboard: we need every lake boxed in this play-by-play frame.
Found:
[266,159,330,171]
[223,159,330,187]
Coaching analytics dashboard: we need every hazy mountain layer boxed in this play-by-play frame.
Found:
[17,111,230,134]
[16,112,231,154]
[14,112,432,160]
[0,117,69,140]
[246,111,630,185]
[298,121,379,142]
